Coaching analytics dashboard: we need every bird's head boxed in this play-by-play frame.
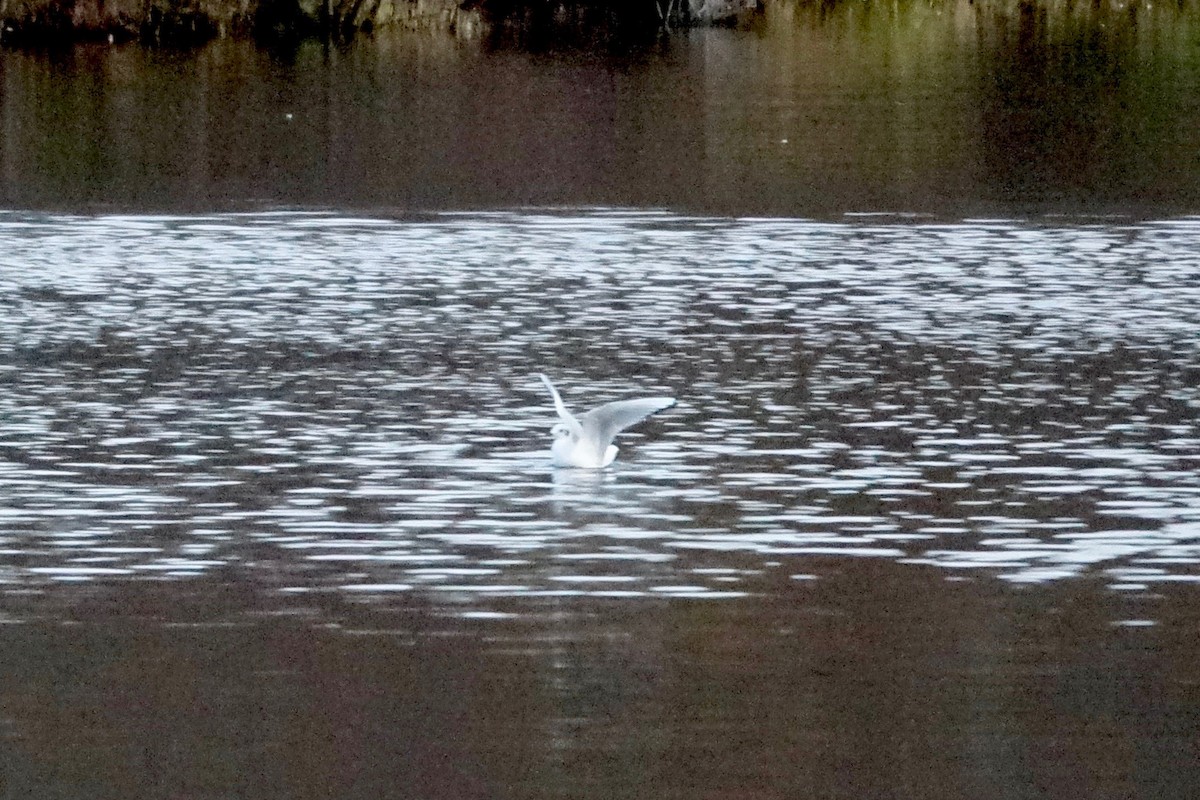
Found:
[550,422,575,441]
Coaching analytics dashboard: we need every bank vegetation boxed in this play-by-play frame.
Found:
[0,0,1175,47]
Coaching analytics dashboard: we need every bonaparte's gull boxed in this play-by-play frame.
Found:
[537,373,675,468]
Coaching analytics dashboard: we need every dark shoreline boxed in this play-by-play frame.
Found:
[0,0,761,47]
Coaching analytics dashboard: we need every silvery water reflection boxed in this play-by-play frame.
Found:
[0,210,1198,609]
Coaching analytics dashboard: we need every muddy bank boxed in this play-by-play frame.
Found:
[0,0,759,45]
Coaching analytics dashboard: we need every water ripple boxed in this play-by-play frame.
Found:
[1,209,1198,607]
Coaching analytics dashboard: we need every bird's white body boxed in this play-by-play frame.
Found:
[538,374,674,469]
[552,436,619,469]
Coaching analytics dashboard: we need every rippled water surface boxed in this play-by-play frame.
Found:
[2,209,1197,599]
[1,210,1199,797]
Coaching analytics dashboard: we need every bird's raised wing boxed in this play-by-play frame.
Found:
[579,396,676,452]
[538,373,584,436]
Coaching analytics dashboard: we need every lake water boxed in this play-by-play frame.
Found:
[3,3,1200,797]
[1,209,1198,797]
[6,0,1200,216]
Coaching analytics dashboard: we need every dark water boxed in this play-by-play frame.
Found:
[5,0,1200,215]
[0,210,1198,797]
[3,3,1200,796]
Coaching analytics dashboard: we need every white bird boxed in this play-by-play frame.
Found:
[537,373,675,468]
